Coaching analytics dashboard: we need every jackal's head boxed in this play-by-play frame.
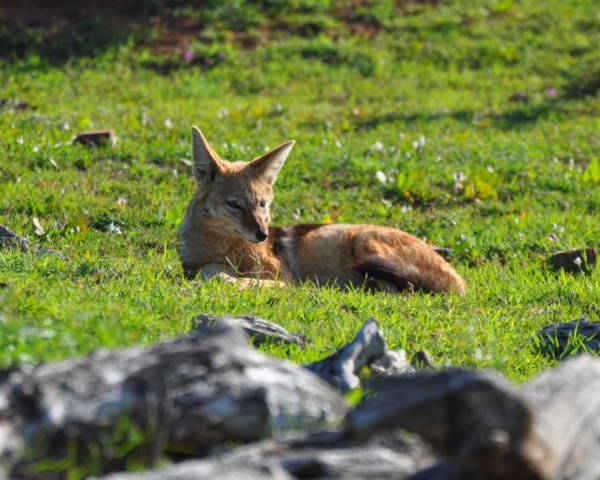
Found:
[187,126,295,243]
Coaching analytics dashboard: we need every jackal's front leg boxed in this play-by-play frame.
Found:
[197,263,285,290]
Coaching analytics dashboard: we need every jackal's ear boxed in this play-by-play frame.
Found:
[249,140,295,186]
[192,126,221,182]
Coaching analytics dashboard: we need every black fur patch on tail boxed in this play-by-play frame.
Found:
[350,255,429,293]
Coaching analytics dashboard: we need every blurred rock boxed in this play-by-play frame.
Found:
[193,313,310,349]
[1,321,347,479]
[304,318,413,392]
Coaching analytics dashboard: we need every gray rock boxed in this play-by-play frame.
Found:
[304,318,413,392]
[0,321,348,478]
[0,225,28,252]
[535,318,600,357]
[96,432,431,480]
[346,369,537,479]
[522,355,600,480]
[193,313,310,349]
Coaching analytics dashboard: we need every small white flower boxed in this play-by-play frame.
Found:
[32,144,39,153]
[54,142,62,148]
[375,170,387,183]
[373,141,384,151]
[453,171,467,182]
[574,256,582,266]
[63,122,70,131]
[164,118,173,129]
[107,222,122,235]
[218,108,229,119]
[32,217,45,235]
[16,137,24,145]
[352,108,360,116]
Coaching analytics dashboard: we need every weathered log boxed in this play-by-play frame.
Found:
[0,225,29,252]
[96,431,432,480]
[193,313,310,349]
[0,321,348,479]
[345,370,541,479]
[521,354,600,480]
[535,318,600,357]
[304,318,413,392]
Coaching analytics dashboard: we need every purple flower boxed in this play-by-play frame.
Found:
[219,52,227,60]
[547,88,557,97]
[204,58,213,66]
[183,50,193,61]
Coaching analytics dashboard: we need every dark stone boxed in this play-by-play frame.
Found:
[0,225,29,252]
[535,318,600,357]
[548,248,596,274]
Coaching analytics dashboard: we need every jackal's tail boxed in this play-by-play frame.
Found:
[350,254,466,294]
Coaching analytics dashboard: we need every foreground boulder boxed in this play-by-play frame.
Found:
[346,369,538,479]
[347,355,600,480]
[98,432,432,480]
[521,355,600,479]
[0,321,348,479]
[99,355,600,480]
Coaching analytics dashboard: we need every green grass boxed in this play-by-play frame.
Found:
[2,0,600,384]
[2,0,600,475]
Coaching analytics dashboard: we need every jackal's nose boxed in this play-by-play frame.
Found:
[256,230,268,242]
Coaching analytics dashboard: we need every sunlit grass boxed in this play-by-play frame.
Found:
[1,0,599,387]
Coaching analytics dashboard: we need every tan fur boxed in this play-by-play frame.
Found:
[179,127,466,295]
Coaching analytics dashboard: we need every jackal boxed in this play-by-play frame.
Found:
[178,126,466,294]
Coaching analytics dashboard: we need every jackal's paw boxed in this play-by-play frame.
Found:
[214,272,238,285]
[236,277,286,290]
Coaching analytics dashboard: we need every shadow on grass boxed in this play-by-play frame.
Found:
[0,0,191,65]
[355,103,563,131]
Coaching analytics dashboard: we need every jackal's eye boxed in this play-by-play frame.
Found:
[226,200,243,210]
[259,200,267,208]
